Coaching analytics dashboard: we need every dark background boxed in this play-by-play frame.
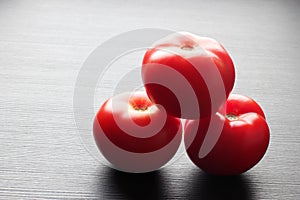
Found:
[1,0,299,199]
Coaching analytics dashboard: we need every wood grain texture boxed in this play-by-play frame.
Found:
[0,0,299,199]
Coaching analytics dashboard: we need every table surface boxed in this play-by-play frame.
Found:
[1,0,299,199]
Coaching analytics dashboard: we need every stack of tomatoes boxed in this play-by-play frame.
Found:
[93,32,270,175]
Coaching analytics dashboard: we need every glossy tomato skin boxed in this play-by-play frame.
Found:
[225,94,266,118]
[142,32,235,119]
[185,94,270,175]
[93,91,182,173]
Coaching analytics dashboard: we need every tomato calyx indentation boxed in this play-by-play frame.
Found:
[180,44,194,51]
[129,97,152,112]
[133,106,149,111]
[226,113,239,121]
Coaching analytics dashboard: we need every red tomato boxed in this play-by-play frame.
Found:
[93,91,182,173]
[142,32,235,119]
[184,94,270,175]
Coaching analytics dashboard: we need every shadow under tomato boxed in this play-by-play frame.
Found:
[101,167,167,200]
[187,169,254,200]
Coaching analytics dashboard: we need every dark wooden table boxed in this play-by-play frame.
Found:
[1,0,299,199]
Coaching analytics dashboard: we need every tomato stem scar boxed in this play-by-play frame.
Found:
[180,45,194,50]
[226,113,239,121]
[134,106,148,111]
